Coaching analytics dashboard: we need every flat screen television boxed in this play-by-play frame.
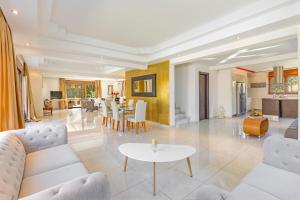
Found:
[50,91,62,99]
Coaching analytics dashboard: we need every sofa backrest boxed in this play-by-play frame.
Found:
[8,121,67,154]
[0,134,26,200]
[263,135,300,174]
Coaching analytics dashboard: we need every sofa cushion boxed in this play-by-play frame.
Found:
[241,163,300,200]
[228,183,280,200]
[19,162,88,198]
[263,135,300,174]
[0,134,26,200]
[24,144,80,178]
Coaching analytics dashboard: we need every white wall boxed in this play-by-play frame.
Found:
[217,69,233,117]
[42,77,60,100]
[29,70,43,117]
[101,80,123,98]
[175,62,218,121]
[247,72,272,110]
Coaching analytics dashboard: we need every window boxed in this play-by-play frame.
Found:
[66,84,84,98]
[86,85,96,98]
[65,81,95,99]
[286,76,298,93]
[268,69,298,94]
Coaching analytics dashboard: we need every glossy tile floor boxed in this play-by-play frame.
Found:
[43,109,294,200]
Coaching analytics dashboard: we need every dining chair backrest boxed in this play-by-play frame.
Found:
[101,101,109,117]
[94,98,101,105]
[100,100,105,108]
[128,99,134,108]
[135,102,147,122]
[119,96,125,104]
[112,104,120,121]
[111,101,117,108]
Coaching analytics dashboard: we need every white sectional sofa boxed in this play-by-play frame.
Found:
[0,122,110,200]
[194,135,300,200]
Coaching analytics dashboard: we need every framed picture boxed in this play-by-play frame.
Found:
[131,74,156,97]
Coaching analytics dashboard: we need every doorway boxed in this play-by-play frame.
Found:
[199,72,209,120]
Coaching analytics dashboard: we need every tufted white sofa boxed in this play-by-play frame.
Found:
[193,135,300,200]
[0,122,110,200]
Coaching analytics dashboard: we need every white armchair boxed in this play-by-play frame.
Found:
[194,135,300,200]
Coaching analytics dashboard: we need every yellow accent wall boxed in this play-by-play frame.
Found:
[125,61,169,125]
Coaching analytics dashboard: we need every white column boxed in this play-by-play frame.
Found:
[297,26,300,141]
[169,63,175,127]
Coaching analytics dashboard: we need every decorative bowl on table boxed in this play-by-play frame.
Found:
[249,111,263,119]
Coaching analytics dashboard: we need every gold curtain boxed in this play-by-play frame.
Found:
[59,78,67,109]
[24,63,37,121]
[0,9,25,131]
[94,80,102,98]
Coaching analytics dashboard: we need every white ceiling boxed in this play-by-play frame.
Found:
[196,37,298,66]
[0,0,299,79]
[51,0,260,47]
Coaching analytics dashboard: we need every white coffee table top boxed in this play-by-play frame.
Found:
[118,143,196,163]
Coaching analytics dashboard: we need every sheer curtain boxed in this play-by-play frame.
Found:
[0,9,24,131]
[24,63,37,121]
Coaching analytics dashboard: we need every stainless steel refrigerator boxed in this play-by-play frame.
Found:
[232,81,246,116]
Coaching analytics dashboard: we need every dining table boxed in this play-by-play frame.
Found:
[107,104,134,132]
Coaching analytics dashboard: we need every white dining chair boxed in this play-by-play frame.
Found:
[111,101,117,108]
[94,98,101,108]
[111,104,122,131]
[119,96,125,104]
[101,101,112,127]
[127,101,147,133]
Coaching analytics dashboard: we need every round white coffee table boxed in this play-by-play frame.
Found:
[118,143,196,195]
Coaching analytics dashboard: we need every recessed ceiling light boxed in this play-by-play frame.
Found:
[11,9,19,15]
[26,42,30,46]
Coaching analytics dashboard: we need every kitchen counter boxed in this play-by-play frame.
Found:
[262,98,298,100]
[262,98,298,118]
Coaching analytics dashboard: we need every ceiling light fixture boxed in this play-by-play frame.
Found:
[26,42,30,46]
[236,53,277,58]
[218,49,248,64]
[201,57,217,61]
[247,45,281,52]
[11,9,19,15]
